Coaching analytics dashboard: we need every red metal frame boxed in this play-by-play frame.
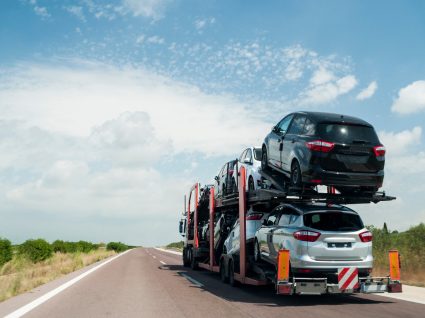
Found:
[186,183,199,245]
[234,166,267,286]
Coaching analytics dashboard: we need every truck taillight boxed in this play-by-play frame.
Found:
[293,230,320,242]
[359,231,373,242]
[373,145,386,157]
[246,213,263,220]
[306,140,335,153]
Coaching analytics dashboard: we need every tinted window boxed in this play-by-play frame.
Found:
[277,115,294,133]
[303,212,364,231]
[278,214,291,226]
[288,116,306,135]
[253,148,262,161]
[244,149,252,162]
[317,124,379,144]
[303,118,316,136]
[239,149,247,161]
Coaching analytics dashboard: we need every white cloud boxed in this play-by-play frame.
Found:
[356,81,377,100]
[194,17,215,31]
[65,6,86,22]
[122,0,171,19]
[146,35,164,44]
[33,6,50,19]
[391,80,425,114]
[298,75,357,106]
[136,34,145,44]
[379,126,422,156]
[309,67,336,86]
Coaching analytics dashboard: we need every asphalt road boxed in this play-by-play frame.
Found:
[1,247,424,318]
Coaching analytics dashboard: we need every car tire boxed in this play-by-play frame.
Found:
[229,260,237,287]
[220,260,228,283]
[254,239,261,262]
[261,147,269,170]
[248,177,255,192]
[183,248,190,267]
[290,160,302,187]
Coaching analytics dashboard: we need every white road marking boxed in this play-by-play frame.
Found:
[160,261,167,265]
[154,247,182,256]
[4,249,132,318]
[179,273,204,287]
[376,285,425,305]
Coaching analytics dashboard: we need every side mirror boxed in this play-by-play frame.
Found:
[179,220,183,233]
[214,176,219,181]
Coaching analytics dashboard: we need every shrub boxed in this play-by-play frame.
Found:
[76,241,96,253]
[166,241,184,250]
[0,238,13,266]
[52,240,67,253]
[18,239,53,263]
[106,242,128,253]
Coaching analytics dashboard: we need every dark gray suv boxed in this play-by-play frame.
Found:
[262,111,385,195]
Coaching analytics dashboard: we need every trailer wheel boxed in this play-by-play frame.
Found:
[228,260,238,287]
[190,249,198,270]
[220,260,228,283]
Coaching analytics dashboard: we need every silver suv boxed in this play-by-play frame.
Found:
[254,203,373,277]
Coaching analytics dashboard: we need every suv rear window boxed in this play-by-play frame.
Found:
[317,124,379,144]
[303,212,364,232]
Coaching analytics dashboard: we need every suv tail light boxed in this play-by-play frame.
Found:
[246,213,263,220]
[306,140,335,153]
[293,230,321,242]
[373,145,386,157]
[359,231,373,242]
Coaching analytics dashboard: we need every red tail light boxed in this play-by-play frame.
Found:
[359,231,373,242]
[246,213,263,220]
[373,145,386,157]
[306,140,335,153]
[293,230,321,242]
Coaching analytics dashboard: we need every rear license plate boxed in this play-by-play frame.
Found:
[336,154,368,164]
[328,242,352,248]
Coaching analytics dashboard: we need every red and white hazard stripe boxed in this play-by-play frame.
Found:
[338,267,359,291]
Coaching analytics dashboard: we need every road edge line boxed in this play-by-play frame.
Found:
[4,249,133,318]
[154,247,182,256]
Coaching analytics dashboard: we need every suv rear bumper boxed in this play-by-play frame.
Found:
[305,167,384,188]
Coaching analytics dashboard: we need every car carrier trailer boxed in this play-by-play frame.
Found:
[179,166,402,295]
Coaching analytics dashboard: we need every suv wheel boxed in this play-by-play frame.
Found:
[290,160,302,187]
[261,147,269,170]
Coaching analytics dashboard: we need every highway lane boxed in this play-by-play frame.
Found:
[2,247,424,318]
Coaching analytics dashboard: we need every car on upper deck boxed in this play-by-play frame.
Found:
[261,111,385,195]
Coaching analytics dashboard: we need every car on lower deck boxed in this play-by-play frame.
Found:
[262,111,385,195]
[223,208,267,256]
[254,203,373,279]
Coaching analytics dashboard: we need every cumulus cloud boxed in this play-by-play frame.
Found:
[391,80,425,114]
[298,75,357,106]
[379,126,422,156]
[356,81,377,100]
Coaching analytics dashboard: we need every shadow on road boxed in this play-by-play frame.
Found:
[160,264,394,307]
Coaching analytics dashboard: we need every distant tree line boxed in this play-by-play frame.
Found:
[0,238,131,266]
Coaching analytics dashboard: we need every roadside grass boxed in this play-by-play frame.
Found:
[165,241,184,252]
[0,249,115,302]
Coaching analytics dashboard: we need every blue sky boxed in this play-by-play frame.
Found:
[1,0,425,246]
